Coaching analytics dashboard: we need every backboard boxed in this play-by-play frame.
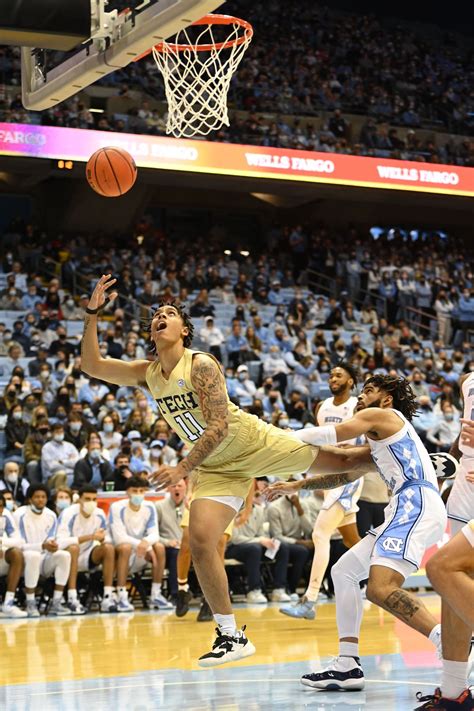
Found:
[21,0,224,111]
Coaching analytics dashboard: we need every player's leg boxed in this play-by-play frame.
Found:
[338,521,361,548]
[2,549,27,617]
[301,533,374,690]
[189,498,255,666]
[90,544,117,612]
[176,525,192,617]
[23,550,42,617]
[415,523,474,708]
[65,544,85,615]
[147,542,173,610]
[42,550,72,616]
[197,532,232,622]
[115,543,134,611]
[280,502,346,620]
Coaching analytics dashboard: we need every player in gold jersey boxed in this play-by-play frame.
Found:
[81,275,370,667]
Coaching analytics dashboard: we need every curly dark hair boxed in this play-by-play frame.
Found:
[144,301,194,354]
[364,374,418,421]
[332,360,359,388]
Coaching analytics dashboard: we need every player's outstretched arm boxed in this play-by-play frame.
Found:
[81,274,150,387]
[265,444,374,501]
[291,408,379,446]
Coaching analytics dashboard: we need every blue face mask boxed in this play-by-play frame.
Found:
[56,499,70,511]
[30,504,43,514]
[130,494,144,507]
[5,500,14,511]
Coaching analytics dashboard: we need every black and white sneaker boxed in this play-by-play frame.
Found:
[198,625,256,668]
[301,656,365,691]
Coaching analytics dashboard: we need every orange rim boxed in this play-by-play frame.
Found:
[134,14,253,61]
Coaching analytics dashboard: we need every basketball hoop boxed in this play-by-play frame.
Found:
[137,14,253,138]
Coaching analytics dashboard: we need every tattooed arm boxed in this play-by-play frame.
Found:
[81,274,150,386]
[178,353,230,476]
[265,444,374,501]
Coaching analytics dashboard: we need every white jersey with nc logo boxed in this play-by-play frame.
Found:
[460,372,474,460]
[367,408,438,494]
[317,395,362,513]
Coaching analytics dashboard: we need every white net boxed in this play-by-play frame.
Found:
[151,16,253,138]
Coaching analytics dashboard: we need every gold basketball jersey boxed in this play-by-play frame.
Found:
[146,348,251,464]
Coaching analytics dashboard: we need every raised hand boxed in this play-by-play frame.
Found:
[87,274,119,313]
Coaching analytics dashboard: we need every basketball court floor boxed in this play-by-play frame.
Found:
[1,594,446,710]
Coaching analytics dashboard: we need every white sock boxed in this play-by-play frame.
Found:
[214,613,237,636]
[53,590,63,602]
[67,589,78,601]
[103,586,114,597]
[4,591,14,605]
[151,583,162,597]
[178,580,189,592]
[26,593,35,602]
[429,623,441,646]
[339,641,359,659]
[441,659,469,699]
[118,587,128,599]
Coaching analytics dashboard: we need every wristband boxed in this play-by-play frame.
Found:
[85,296,110,315]
[292,425,338,447]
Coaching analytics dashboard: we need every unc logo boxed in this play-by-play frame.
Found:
[177,379,185,388]
[381,537,404,553]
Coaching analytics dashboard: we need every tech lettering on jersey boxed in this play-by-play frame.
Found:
[156,390,199,415]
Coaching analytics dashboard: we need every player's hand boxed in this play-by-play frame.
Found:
[87,274,118,313]
[460,419,474,447]
[42,539,58,552]
[465,471,474,484]
[93,529,105,542]
[149,464,187,490]
[264,480,302,502]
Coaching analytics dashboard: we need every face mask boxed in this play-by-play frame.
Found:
[130,494,144,507]
[279,419,289,428]
[56,499,70,511]
[445,414,454,421]
[5,500,14,511]
[103,423,114,433]
[53,433,64,443]
[6,473,18,484]
[6,391,16,400]
[238,373,247,381]
[12,411,22,420]
[82,501,97,516]
[40,371,49,380]
[83,409,93,418]
[150,447,162,458]
[106,400,116,409]
[30,503,43,514]
[70,422,81,433]
[131,441,142,452]
[89,449,101,460]
[320,365,329,372]
[132,325,140,333]
[118,402,128,409]
[66,299,74,307]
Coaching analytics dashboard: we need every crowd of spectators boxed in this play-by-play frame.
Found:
[0,1,472,167]
[0,217,472,614]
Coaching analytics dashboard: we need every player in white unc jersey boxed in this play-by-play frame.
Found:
[413,374,474,711]
[0,492,27,617]
[280,363,363,620]
[266,374,447,691]
[57,485,117,614]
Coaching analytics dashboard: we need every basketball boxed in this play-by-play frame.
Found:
[86,146,137,197]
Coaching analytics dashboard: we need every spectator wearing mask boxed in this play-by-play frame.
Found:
[198,316,225,362]
[427,403,460,452]
[234,365,257,407]
[127,430,150,473]
[57,485,117,614]
[73,439,113,489]
[78,378,110,407]
[455,289,474,346]
[112,453,134,491]
[0,461,29,506]
[5,404,28,459]
[108,477,172,612]
[28,346,50,378]
[155,479,187,600]
[226,483,291,604]
[14,483,72,617]
[409,370,430,400]
[64,413,88,450]
[378,272,398,323]
[226,319,250,370]
[23,418,50,483]
[99,414,123,461]
[41,423,80,488]
[53,487,72,516]
[434,290,454,344]
[263,346,290,393]
[266,490,314,595]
